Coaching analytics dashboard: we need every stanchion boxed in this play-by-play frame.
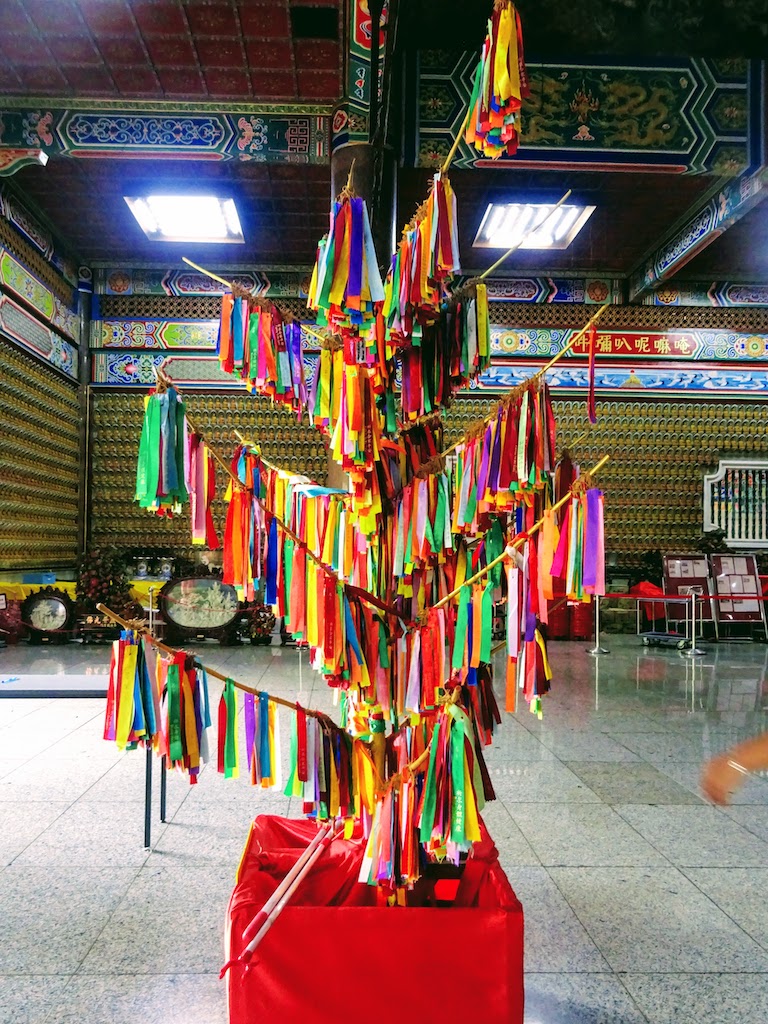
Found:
[160,756,168,823]
[587,594,610,656]
[142,586,157,847]
[147,585,169,822]
[143,743,153,850]
[683,587,705,657]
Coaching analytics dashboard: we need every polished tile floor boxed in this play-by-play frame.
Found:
[2,635,768,1023]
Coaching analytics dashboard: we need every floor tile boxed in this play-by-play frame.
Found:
[0,801,71,866]
[12,801,163,867]
[0,976,69,1024]
[658,760,768,806]
[621,973,768,1024]
[503,868,609,973]
[154,794,291,863]
[508,804,667,867]
[720,806,768,842]
[526,727,641,762]
[617,733,735,763]
[615,805,768,867]
[548,867,768,973]
[565,762,703,806]
[478,802,540,866]
[0,865,139,974]
[48,973,227,1024]
[492,762,603,804]
[524,973,648,1024]
[683,868,768,950]
[0,758,28,779]
[80,862,236,974]
[0,757,112,804]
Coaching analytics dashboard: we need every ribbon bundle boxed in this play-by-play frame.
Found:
[189,433,220,548]
[547,485,606,602]
[135,385,189,516]
[217,680,283,787]
[284,709,359,821]
[399,283,491,420]
[307,192,385,333]
[465,0,529,159]
[104,633,212,783]
[383,172,460,346]
[451,380,556,533]
[217,292,308,414]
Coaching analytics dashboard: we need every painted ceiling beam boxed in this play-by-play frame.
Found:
[628,168,768,302]
[0,97,332,174]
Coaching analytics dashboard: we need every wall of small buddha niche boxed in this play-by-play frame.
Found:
[0,342,80,569]
[89,390,329,557]
[90,387,768,569]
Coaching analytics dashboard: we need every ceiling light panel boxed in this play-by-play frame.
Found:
[473,202,596,250]
[124,195,244,244]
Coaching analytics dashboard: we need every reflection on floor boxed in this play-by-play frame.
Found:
[2,636,768,1023]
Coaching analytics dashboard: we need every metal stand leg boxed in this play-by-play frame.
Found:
[143,743,153,850]
[587,594,610,656]
[160,755,168,823]
[684,592,705,657]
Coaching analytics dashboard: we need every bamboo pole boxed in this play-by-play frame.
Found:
[153,367,400,618]
[431,454,610,611]
[180,256,328,345]
[96,603,331,719]
[439,302,609,460]
[441,107,473,174]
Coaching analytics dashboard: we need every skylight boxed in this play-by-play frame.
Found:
[473,202,595,250]
[124,195,244,244]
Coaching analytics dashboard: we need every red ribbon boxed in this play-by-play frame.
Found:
[587,322,597,425]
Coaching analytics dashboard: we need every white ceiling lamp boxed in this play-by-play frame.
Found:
[474,202,596,250]
[124,195,244,243]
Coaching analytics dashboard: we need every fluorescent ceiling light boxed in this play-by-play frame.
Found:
[473,202,595,250]
[124,195,244,243]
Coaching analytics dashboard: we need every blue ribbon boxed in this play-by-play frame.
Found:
[265,516,278,605]
[258,691,271,778]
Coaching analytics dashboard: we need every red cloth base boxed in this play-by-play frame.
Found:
[569,598,594,640]
[630,581,666,623]
[226,815,524,1024]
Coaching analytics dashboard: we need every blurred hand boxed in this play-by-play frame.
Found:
[701,755,744,805]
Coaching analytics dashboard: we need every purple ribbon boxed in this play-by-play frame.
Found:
[244,692,256,771]
[488,415,503,494]
[476,423,493,501]
[583,488,602,589]
[348,197,364,303]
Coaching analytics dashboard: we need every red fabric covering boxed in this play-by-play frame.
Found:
[630,581,666,623]
[226,814,524,1024]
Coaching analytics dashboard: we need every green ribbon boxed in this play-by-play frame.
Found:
[448,708,466,845]
[480,580,494,663]
[166,663,183,762]
[223,678,238,779]
[418,720,441,844]
[135,396,161,507]
[452,585,471,672]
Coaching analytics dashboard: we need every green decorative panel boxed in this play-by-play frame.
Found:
[413,54,763,174]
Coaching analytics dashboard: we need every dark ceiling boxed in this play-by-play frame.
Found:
[1,0,765,284]
[398,167,714,277]
[0,0,342,101]
[13,157,331,267]
[405,0,768,57]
